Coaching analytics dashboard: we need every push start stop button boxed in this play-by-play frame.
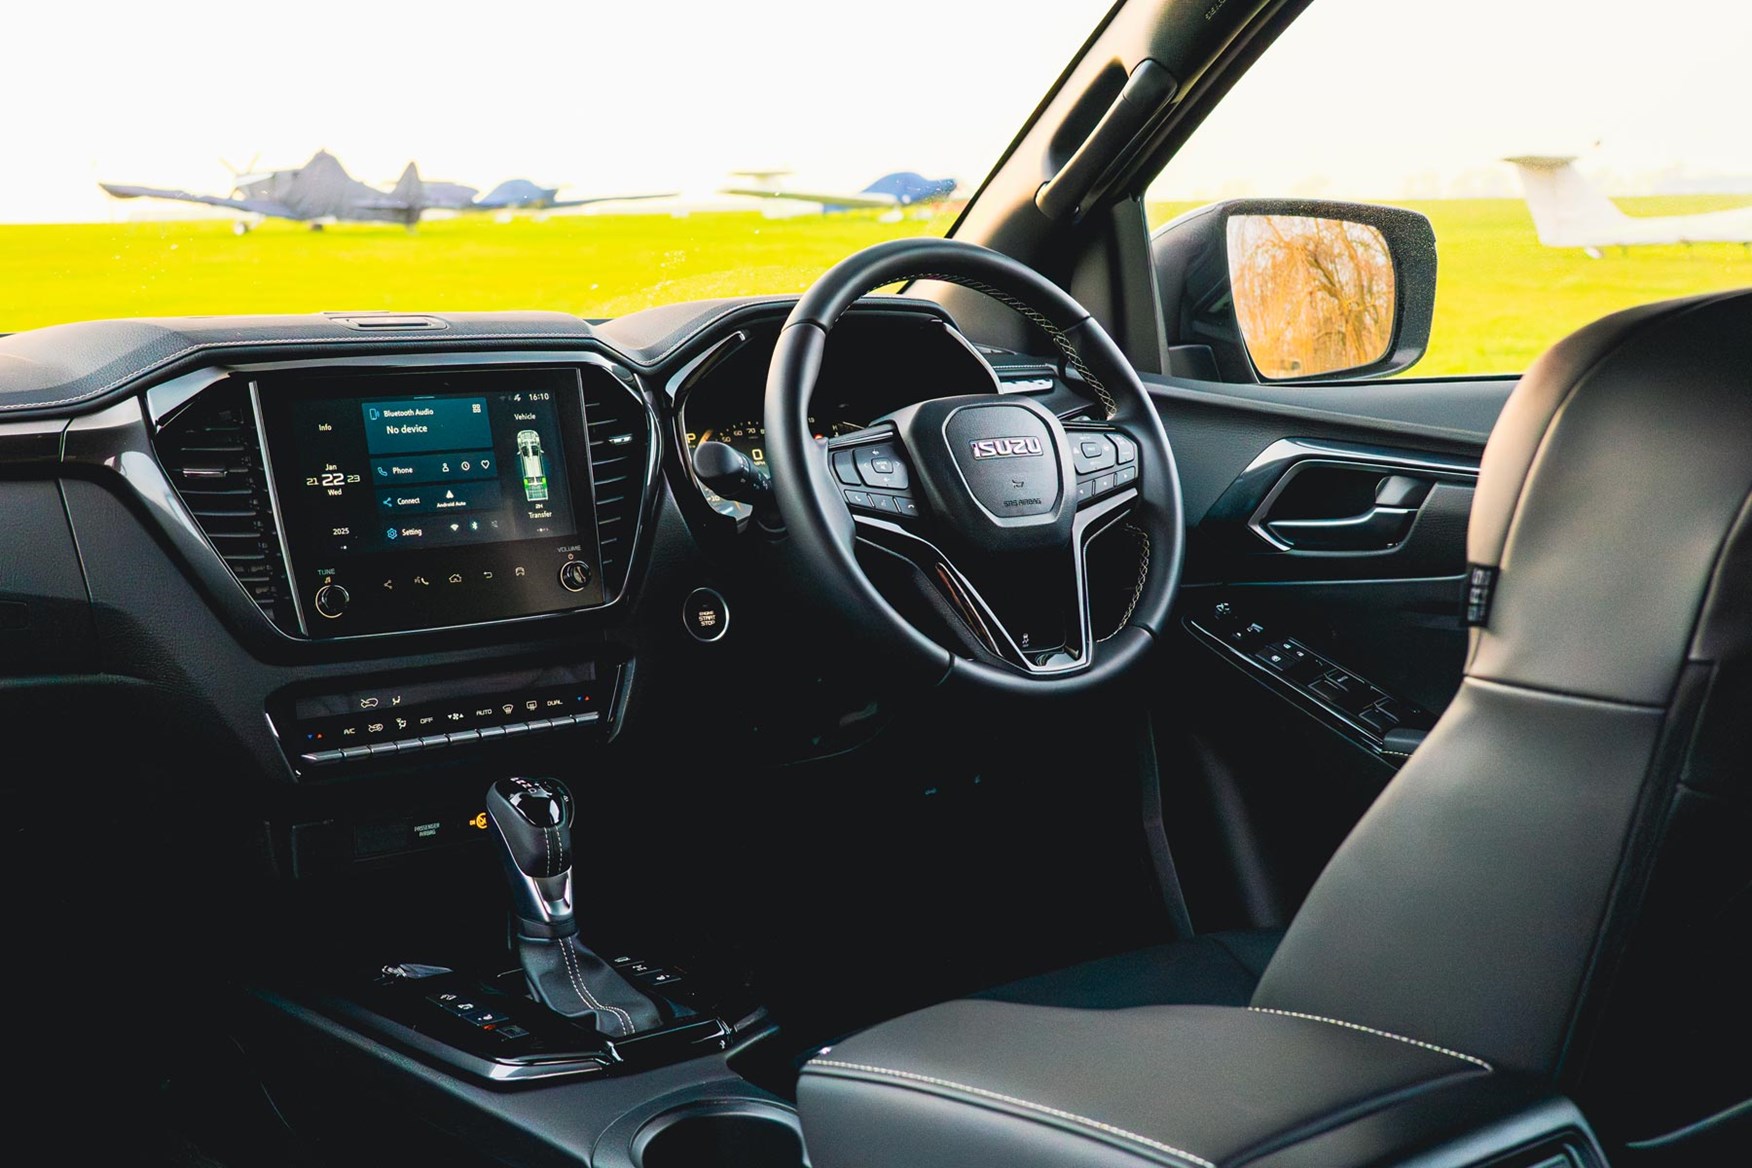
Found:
[683,588,728,642]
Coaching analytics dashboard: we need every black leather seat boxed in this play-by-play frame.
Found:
[797,290,1752,1166]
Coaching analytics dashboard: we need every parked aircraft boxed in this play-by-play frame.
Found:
[1506,155,1752,257]
[101,151,671,231]
[720,169,959,216]
[471,179,673,212]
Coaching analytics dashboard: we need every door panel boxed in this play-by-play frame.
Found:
[1142,373,1503,931]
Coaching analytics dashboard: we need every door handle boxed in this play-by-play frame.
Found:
[1265,505,1416,552]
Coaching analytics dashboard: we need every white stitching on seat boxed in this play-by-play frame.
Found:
[1246,1007,1492,1070]
[805,1059,1215,1168]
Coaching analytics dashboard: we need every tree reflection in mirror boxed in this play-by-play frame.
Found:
[1227,215,1396,379]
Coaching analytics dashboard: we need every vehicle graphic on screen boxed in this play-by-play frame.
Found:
[516,429,549,502]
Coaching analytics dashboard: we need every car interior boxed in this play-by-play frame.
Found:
[4,1,1748,1166]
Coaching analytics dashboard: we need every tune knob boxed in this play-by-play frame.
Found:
[558,560,592,593]
[314,583,350,619]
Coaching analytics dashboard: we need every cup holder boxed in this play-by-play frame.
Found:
[629,1101,808,1168]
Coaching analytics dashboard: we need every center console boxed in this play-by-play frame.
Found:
[137,351,804,1166]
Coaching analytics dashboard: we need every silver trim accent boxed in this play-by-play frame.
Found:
[664,329,751,404]
[1239,438,1478,555]
[249,378,311,634]
[1240,437,1482,480]
[68,397,281,629]
[509,868,575,930]
[666,330,757,525]
[145,367,231,424]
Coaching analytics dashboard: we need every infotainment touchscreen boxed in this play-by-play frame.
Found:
[256,365,606,637]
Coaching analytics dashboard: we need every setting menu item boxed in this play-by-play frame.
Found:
[257,365,606,636]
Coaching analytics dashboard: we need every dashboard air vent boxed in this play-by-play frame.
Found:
[582,369,652,600]
[153,379,294,630]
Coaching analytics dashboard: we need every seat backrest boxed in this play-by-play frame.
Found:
[1251,289,1752,1151]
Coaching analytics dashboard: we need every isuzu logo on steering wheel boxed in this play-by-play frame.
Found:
[968,435,1044,460]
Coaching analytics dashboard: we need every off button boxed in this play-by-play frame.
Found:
[558,560,593,593]
[683,587,729,642]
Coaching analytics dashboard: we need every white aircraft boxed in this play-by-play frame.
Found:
[720,169,959,221]
[1505,155,1752,257]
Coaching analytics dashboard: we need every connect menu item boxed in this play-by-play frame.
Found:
[256,364,607,637]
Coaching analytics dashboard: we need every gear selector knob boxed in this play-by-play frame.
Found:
[485,776,578,938]
[484,777,668,1036]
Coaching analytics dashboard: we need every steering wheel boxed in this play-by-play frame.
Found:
[765,238,1184,695]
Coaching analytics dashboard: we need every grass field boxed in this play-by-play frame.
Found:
[5,196,1751,376]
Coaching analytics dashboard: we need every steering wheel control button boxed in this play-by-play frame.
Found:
[1112,434,1137,465]
[313,583,350,619]
[894,496,921,518]
[868,493,897,513]
[854,443,910,490]
[832,450,862,486]
[683,587,729,642]
[558,559,592,593]
[843,489,872,509]
[1116,465,1138,488]
[1094,473,1116,495]
[1076,479,1094,502]
[1072,434,1117,475]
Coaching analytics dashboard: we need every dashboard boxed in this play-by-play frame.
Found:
[0,299,1089,871]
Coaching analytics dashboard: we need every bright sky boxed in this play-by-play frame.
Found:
[1155,0,1752,200]
[3,1,1112,223]
[9,0,1750,224]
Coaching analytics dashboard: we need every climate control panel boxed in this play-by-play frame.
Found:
[271,660,619,777]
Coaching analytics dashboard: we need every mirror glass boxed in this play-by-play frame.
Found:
[1226,214,1396,379]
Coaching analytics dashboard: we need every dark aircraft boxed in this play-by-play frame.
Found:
[101,151,672,231]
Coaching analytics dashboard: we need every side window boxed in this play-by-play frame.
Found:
[1146,0,1752,378]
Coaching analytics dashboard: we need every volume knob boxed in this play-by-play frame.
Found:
[314,583,350,619]
[558,560,592,593]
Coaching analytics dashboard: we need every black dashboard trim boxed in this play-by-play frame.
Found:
[0,312,601,419]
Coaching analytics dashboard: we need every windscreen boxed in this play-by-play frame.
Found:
[1,1,1113,331]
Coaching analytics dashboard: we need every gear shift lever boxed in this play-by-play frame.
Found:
[485,777,663,1037]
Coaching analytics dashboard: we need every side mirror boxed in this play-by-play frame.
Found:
[1152,199,1437,382]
